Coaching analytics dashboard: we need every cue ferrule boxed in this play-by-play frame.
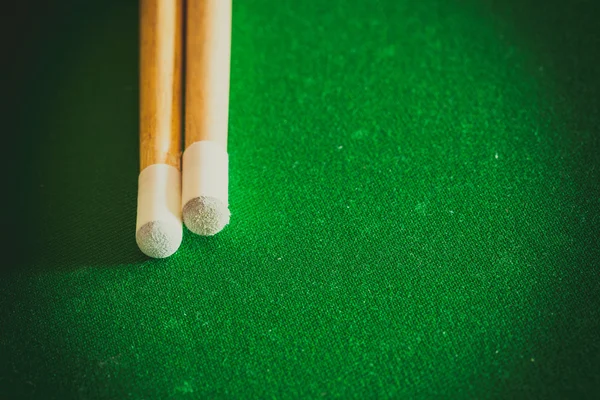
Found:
[136,164,182,258]
[182,141,229,210]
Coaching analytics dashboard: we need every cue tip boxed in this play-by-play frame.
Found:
[183,196,230,236]
[136,220,182,258]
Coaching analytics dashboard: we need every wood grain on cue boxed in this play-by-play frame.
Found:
[181,0,232,236]
[185,0,231,150]
[140,0,183,171]
[136,0,183,259]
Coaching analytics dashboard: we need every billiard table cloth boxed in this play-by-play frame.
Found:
[1,0,599,398]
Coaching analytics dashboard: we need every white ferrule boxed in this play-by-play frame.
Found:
[182,141,229,206]
[136,164,182,232]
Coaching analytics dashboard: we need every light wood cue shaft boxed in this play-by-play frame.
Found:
[140,0,183,171]
[185,0,232,150]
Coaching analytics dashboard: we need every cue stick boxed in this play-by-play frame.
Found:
[136,0,183,258]
[182,0,232,236]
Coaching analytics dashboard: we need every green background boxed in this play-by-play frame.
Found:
[2,0,599,398]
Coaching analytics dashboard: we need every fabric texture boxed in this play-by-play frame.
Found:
[1,0,599,398]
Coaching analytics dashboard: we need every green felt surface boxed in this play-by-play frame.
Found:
[2,0,600,398]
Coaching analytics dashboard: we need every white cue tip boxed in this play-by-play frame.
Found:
[183,196,230,236]
[136,164,183,258]
[182,141,230,236]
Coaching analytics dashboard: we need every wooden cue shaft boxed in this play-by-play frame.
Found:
[140,0,183,171]
[185,0,232,150]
